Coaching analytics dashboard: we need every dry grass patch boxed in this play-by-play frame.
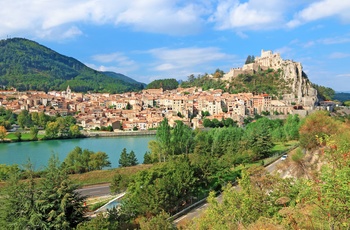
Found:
[69,164,153,186]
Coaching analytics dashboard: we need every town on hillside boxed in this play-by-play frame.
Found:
[0,50,336,131]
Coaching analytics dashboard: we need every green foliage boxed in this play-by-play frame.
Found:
[128,150,138,166]
[146,78,179,90]
[63,147,111,174]
[17,109,32,128]
[156,118,172,161]
[242,117,274,159]
[37,155,87,229]
[203,117,237,128]
[122,156,197,216]
[0,164,20,181]
[118,148,138,167]
[171,120,194,155]
[29,126,38,140]
[143,151,153,164]
[299,111,341,150]
[110,172,131,194]
[0,38,144,93]
[181,73,225,91]
[245,55,255,64]
[312,83,335,101]
[138,211,175,230]
[0,156,87,228]
[333,92,350,102]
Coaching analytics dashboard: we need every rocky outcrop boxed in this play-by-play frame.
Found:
[279,60,317,107]
[225,49,318,107]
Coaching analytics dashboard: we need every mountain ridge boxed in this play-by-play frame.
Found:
[0,38,145,93]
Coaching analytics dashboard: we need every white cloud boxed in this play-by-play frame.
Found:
[274,46,292,56]
[336,73,350,77]
[0,0,207,39]
[92,52,135,66]
[288,0,350,28]
[148,47,234,73]
[329,52,350,59]
[210,0,288,30]
[89,52,138,73]
[318,35,350,45]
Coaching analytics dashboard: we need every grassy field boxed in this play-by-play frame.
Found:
[5,132,45,141]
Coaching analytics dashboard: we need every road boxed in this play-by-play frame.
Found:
[173,157,284,226]
[75,184,111,197]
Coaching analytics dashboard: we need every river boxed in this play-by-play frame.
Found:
[0,136,155,170]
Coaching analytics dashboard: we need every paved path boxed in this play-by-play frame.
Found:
[75,184,111,197]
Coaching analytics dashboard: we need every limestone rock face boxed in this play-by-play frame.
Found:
[279,60,317,106]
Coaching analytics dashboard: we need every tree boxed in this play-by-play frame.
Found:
[0,125,6,141]
[45,121,59,139]
[128,150,138,166]
[203,118,212,128]
[299,111,340,150]
[89,151,111,170]
[284,114,300,140]
[29,126,38,140]
[171,120,193,154]
[0,161,42,228]
[17,110,32,128]
[64,146,84,174]
[14,131,22,141]
[110,172,130,194]
[243,117,274,159]
[69,124,81,137]
[156,118,171,161]
[143,151,153,164]
[119,148,130,167]
[37,155,87,229]
[138,211,175,230]
[125,102,132,110]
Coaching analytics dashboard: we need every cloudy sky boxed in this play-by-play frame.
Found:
[1,0,349,92]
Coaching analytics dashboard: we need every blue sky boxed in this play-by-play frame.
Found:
[0,0,349,92]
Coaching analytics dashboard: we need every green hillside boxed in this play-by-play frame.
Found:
[181,68,290,99]
[0,38,144,93]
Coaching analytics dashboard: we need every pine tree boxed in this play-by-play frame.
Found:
[0,161,44,229]
[143,151,153,164]
[37,155,86,229]
[119,148,130,167]
[129,150,138,166]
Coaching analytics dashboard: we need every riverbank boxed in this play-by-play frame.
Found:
[83,130,157,137]
[3,130,156,143]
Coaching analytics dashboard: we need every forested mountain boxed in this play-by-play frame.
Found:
[0,38,145,93]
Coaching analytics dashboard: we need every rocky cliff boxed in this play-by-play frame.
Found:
[279,60,317,106]
[253,49,318,106]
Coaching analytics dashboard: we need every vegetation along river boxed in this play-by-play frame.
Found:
[0,136,155,170]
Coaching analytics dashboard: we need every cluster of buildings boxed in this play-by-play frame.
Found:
[0,84,316,131]
[1,50,328,131]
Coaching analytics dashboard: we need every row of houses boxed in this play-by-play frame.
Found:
[0,86,315,130]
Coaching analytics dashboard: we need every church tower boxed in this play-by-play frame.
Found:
[66,85,72,99]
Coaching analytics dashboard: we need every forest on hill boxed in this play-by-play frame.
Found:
[0,38,144,93]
